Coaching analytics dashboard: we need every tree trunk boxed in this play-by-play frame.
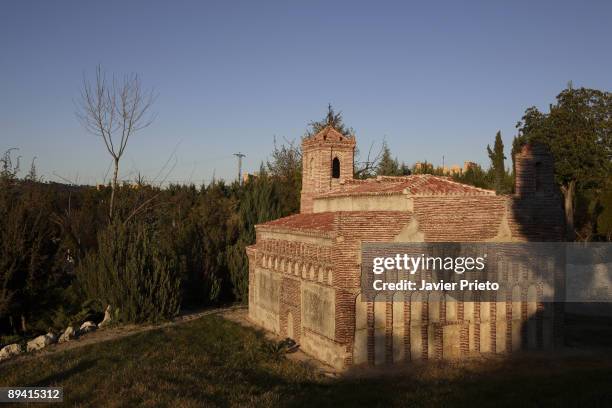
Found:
[109,158,119,221]
[20,314,27,333]
[561,180,576,241]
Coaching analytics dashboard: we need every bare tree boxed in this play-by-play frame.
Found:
[76,65,156,220]
[354,140,385,178]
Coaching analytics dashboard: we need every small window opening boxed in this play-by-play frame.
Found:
[535,162,542,192]
[309,157,315,177]
[332,157,340,179]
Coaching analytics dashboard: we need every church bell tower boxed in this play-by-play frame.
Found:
[300,125,356,213]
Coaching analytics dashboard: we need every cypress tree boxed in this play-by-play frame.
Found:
[75,221,181,323]
[377,142,401,176]
[487,131,507,194]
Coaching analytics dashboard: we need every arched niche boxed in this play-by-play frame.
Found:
[445,294,458,322]
[392,292,406,363]
[374,293,386,365]
[428,293,441,323]
[353,294,368,365]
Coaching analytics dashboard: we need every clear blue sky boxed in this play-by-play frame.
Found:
[2,1,611,185]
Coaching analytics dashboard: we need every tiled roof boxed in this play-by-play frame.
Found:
[318,174,495,197]
[257,212,336,232]
[412,196,507,241]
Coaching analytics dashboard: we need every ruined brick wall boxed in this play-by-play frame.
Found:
[512,143,565,348]
[515,143,557,196]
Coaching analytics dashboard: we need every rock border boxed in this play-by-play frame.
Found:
[0,306,112,363]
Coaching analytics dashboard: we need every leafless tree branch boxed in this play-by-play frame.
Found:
[75,65,156,221]
[354,140,384,178]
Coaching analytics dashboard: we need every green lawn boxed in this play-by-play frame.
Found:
[1,315,611,407]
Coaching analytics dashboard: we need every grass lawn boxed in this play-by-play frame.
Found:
[1,314,612,407]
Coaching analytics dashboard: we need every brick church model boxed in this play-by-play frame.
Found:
[246,125,565,369]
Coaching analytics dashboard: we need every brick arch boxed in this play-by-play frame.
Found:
[317,266,324,282]
[293,261,299,276]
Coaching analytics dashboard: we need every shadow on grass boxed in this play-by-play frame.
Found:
[283,355,612,408]
[23,358,97,387]
[2,315,612,407]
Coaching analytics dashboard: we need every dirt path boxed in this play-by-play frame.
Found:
[1,305,246,367]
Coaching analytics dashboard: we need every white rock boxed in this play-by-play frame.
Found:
[79,321,97,334]
[0,343,23,361]
[99,305,112,328]
[26,333,56,352]
[59,326,77,343]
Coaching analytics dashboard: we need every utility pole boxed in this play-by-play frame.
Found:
[233,152,246,184]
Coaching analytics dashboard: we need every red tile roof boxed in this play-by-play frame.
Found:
[257,212,336,232]
[257,211,415,235]
[318,175,495,197]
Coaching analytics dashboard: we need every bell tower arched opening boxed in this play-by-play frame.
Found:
[332,157,340,179]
